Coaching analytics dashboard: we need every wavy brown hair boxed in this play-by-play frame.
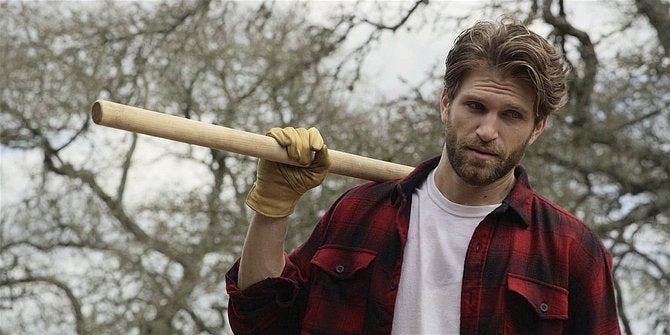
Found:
[444,18,568,122]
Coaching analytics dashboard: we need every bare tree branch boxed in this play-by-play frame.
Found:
[612,274,634,335]
[117,133,138,203]
[362,0,428,32]
[2,277,86,334]
[541,0,598,121]
[635,0,670,55]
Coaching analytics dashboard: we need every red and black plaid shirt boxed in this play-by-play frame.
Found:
[226,157,621,334]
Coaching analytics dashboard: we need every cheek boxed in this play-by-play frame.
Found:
[505,132,534,154]
[502,125,535,145]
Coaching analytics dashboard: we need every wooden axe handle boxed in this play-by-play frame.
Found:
[91,100,413,181]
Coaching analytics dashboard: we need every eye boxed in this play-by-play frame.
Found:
[503,110,524,120]
[466,102,485,111]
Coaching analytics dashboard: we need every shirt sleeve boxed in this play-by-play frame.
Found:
[225,255,306,334]
[225,193,344,334]
[567,230,622,334]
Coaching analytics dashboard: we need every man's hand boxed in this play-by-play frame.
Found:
[246,127,330,217]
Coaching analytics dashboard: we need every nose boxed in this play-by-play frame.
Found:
[475,114,499,143]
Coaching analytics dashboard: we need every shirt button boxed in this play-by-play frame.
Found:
[475,244,481,252]
[540,303,549,313]
[335,265,345,274]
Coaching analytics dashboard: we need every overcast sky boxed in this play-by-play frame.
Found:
[0,2,659,333]
[0,0,634,218]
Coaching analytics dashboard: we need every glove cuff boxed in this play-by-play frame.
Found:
[245,182,300,218]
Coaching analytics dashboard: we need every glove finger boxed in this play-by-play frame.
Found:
[290,127,324,166]
[311,145,330,171]
[268,127,309,165]
[306,127,325,151]
[267,127,324,166]
[290,128,312,166]
[267,127,293,147]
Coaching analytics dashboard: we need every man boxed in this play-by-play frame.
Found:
[226,18,621,334]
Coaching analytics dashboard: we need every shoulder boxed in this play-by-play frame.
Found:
[311,180,407,250]
[511,169,595,240]
[329,180,401,221]
[530,192,584,228]
[341,180,397,201]
[509,166,608,262]
[313,157,436,248]
[527,191,610,261]
[335,156,440,207]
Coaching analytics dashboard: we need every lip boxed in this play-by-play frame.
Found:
[467,146,498,160]
[468,146,497,156]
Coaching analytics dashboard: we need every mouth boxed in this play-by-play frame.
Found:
[466,146,498,159]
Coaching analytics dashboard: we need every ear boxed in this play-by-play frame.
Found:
[440,89,450,123]
[528,116,548,145]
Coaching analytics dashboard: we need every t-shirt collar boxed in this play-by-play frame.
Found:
[395,156,534,228]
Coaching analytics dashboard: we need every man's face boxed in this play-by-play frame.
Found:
[440,67,547,186]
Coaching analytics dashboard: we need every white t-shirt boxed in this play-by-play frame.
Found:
[391,169,499,335]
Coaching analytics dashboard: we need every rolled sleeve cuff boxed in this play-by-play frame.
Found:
[225,258,301,333]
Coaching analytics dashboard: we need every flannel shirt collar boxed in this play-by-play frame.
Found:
[493,166,534,228]
[394,156,535,228]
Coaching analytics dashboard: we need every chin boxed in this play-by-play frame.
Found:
[458,163,514,186]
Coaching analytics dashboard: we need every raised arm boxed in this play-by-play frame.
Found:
[238,127,330,289]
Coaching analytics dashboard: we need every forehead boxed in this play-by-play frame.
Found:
[456,67,535,114]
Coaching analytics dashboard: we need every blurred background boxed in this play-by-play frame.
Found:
[1,0,668,334]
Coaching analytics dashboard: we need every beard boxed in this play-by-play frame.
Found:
[444,121,529,186]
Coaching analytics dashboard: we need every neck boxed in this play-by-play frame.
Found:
[433,154,516,206]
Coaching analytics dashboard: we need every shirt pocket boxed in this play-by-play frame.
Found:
[303,245,377,335]
[504,273,568,335]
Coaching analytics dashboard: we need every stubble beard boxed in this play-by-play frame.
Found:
[444,121,529,186]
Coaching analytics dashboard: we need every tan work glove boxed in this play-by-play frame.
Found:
[246,127,331,218]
